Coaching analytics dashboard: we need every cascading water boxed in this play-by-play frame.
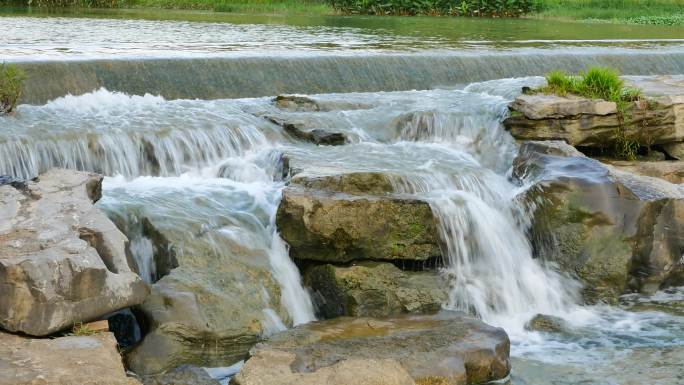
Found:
[2,78,682,383]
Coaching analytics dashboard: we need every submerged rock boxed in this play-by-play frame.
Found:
[125,215,287,375]
[274,95,322,112]
[305,262,446,318]
[0,331,140,385]
[276,172,442,263]
[266,116,347,145]
[515,141,684,303]
[525,314,569,333]
[237,313,510,385]
[141,365,220,385]
[0,169,148,336]
[504,93,684,150]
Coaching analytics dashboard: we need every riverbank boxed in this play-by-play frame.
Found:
[535,0,684,25]
[2,0,684,24]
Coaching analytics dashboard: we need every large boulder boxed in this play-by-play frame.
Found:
[236,314,510,385]
[515,141,684,303]
[305,262,446,319]
[0,331,140,385]
[0,169,148,336]
[124,215,288,375]
[504,93,684,149]
[276,172,442,263]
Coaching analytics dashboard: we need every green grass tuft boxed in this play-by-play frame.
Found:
[536,67,646,160]
[0,63,26,115]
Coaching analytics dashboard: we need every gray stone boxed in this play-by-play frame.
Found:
[243,313,510,385]
[509,94,617,120]
[0,331,140,385]
[0,169,149,336]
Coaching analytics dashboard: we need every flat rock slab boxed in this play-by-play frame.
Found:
[245,313,510,385]
[0,331,140,385]
[0,169,148,336]
[510,94,617,120]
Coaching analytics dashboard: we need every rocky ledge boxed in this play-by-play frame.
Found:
[504,76,684,158]
[233,313,510,385]
[0,169,148,336]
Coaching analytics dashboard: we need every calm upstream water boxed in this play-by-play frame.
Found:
[1,9,683,385]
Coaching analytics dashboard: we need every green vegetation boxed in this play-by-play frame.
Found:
[536,67,645,160]
[0,63,26,115]
[330,0,538,16]
[2,0,683,22]
[536,0,684,23]
[538,67,640,111]
[128,0,329,13]
[1,0,332,14]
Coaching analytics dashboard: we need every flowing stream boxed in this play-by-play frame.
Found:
[1,11,683,384]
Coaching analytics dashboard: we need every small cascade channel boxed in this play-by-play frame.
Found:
[2,78,682,383]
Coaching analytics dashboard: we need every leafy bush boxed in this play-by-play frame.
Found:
[0,64,26,115]
[330,0,539,17]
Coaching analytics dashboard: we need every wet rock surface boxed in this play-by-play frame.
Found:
[239,313,510,385]
[524,314,569,333]
[125,215,287,375]
[305,262,446,319]
[515,141,684,303]
[276,172,442,263]
[0,169,148,336]
[266,116,346,145]
[140,365,220,385]
[0,331,140,385]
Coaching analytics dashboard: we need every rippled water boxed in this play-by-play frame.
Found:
[3,11,684,61]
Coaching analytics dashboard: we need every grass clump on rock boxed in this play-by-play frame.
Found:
[539,67,641,109]
[535,67,645,160]
[0,63,26,115]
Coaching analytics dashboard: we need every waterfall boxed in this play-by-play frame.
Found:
[10,51,684,105]
[0,88,283,179]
